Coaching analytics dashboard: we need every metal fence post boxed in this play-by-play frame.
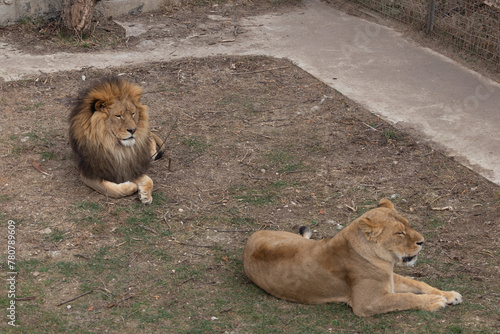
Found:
[425,0,435,34]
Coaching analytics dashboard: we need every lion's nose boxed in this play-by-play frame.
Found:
[127,128,137,135]
[416,241,424,246]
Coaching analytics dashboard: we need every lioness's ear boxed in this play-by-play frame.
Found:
[377,198,394,210]
[358,217,383,241]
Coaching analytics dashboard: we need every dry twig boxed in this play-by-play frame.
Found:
[432,206,453,211]
[178,277,194,286]
[428,193,451,204]
[107,295,134,308]
[205,227,252,233]
[74,254,90,260]
[138,224,157,234]
[31,159,50,176]
[345,202,357,212]
[15,296,37,301]
[57,290,93,306]
[172,239,213,248]
[230,66,290,75]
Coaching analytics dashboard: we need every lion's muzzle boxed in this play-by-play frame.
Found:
[121,137,136,147]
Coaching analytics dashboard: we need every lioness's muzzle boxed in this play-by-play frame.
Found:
[402,255,417,263]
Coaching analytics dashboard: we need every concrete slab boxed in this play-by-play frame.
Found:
[0,0,60,25]
[1,0,499,185]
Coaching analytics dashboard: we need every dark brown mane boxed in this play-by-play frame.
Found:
[68,77,151,183]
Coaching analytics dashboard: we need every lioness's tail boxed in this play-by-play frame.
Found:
[299,226,312,239]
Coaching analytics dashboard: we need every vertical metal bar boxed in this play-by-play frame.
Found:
[425,0,435,34]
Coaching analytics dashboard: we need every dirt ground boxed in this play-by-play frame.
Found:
[0,1,499,333]
[0,0,291,55]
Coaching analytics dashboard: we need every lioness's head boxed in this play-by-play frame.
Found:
[358,199,424,266]
[86,78,148,147]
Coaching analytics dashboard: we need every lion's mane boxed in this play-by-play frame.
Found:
[69,77,152,183]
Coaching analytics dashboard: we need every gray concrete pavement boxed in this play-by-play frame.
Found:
[1,0,499,184]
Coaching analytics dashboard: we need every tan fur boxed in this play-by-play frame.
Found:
[243,199,462,316]
[69,78,164,204]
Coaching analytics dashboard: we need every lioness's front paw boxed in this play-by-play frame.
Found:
[423,295,447,312]
[443,291,462,305]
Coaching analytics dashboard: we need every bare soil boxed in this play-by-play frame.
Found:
[0,1,499,333]
[0,0,292,55]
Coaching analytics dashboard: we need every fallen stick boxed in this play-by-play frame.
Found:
[139,224,157,234]
[230,66,290,75]
[432,206,453,211]
[178,277,194,286]
[57,290,93,306]
[205,227,252,233]
[16,296,37,301]
[362,122,380,131]
[31,159,50,176]
[107,295,134,308]
[428,193,451,204]
[172,240,213,248]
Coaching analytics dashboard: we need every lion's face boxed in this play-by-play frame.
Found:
[104,98,141,147]
[359,199,424,266]
[80,78,149,148]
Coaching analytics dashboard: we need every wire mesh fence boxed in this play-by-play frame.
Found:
[353,0,500,69]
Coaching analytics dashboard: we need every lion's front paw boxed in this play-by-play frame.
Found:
[422,295,447,312]
[139,189,153,205]
[443,291,462,305]
[135,175,153,204]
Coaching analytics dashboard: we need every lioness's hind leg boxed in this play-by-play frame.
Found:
[81,174,138,198]
[135,174,153,204]
[150,133,165,161]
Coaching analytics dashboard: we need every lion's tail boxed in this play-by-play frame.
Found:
[299,226,312,239]
[150,132,166,161]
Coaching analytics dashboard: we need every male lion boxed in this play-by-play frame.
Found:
[243,199,462,316]
[69,77,164,204]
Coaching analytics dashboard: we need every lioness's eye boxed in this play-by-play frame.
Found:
[115,115,122,119]
[397,232,405,236]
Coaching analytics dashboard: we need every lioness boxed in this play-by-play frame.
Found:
[243,199,462,316]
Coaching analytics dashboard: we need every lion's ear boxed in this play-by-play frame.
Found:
[358,217,383,241]
[377,198,394,210]
[92,100,108,113]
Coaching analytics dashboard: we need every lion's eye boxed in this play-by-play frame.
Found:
[397,232,406,236]
[115,115,122,119]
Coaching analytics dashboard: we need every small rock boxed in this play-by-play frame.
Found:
[39,227,52,234]
[49,251,61,258]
